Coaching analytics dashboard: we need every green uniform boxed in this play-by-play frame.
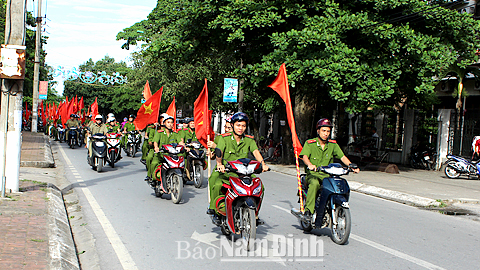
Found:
[208,133,259,211]
[181,128,197,143]
[299,138,345,213]
[107,123,121,133]
[147,129,181,179]
[65,119,80,141]
[141,124,155,161]
[88,123,108,157]
[122,121,136,147]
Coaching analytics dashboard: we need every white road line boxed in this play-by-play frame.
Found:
[271,204,446,270]
[82,188,138,270]
[56,142,138,270]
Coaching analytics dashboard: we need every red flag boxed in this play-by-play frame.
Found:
[268,63,302,154]
[78,96,84,113]
[90,97,98,121]
[143,80,152,101]
[59,101,68,127]
[134,86,163,130]
[41,101,46,127]
[194,79,213,148]
[166,97,177,132]
[72,95,78,114]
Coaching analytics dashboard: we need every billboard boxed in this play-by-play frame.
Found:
[223,78,238,103]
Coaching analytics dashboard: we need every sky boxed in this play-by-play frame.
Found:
[27,0,158,94]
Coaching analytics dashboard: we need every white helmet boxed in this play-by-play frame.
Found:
[163,114,174,122]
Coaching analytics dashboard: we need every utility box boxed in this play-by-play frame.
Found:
[0,44,26,79]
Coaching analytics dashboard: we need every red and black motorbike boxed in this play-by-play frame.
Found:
[152,143,185,204]
[106,132,122,168]
[213,158,268,251]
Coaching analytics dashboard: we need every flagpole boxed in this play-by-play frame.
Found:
[295,150,304,213]
[207,134,211,203]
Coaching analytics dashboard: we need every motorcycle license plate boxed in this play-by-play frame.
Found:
[95,142,105,147]
[424,156,430,160]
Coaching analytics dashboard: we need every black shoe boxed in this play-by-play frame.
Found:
[212,214,221,226]
[144,176,151,181]
[256,218,265,226]
[206,209,215,215]
[304,210,312,222]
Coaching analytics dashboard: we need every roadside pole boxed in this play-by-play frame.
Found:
[31,0,42,132]
[0,0,26,196]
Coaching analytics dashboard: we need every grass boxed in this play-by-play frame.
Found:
[436,199,448,208]
[69,216,75,219]
[80,223,87,226]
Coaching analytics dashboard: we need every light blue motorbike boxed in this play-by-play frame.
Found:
[291,163,357,245]
[444,154,480,179]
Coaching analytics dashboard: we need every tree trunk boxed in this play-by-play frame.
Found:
[294,93,316,142]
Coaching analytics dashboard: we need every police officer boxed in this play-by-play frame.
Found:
[122,114,136,149]
[143,114,167,176]
[65,114,80,144]
[87,115,108,164]
[299,118,359,221]
[180,117,196,144]
[207,112,269,225]
[148,115,181,182]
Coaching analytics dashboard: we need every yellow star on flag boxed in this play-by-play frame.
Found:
[143,103,153,115]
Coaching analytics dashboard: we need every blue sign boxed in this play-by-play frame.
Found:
[223,78,238,103]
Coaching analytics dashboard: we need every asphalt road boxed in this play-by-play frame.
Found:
[54,142,480,270]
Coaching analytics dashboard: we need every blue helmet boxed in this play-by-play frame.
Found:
[231,112,249,125]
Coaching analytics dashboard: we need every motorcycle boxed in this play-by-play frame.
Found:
[184,140,206,188]
[68,127,78,149]
[409,145,435,170]
[57,124,65,142]
[152,143,185,204]
[212,158,268,251]
[77,127,85,147]
[106,132,122,168]
[291,163,356,245]
[89,133,107,172]
[444,154,480,179]
[125,130,142,157]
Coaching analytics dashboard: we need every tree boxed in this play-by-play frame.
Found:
[118,0,480,162]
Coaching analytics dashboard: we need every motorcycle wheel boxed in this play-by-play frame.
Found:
[170,174,183,204]
[59,134,63,143]
[96,158,103,172]
[193,164,203,188]
[240,207,256,251]
[330,206,351,245]
[444,165,460,178]
[109,152,115,168]
[132,145,136,158]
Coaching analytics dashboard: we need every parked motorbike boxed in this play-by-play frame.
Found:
[68,127,78,149]
[89,133,107,172]
[444,154,480,179]
[291,163,356,245]
[409,145,435,170]
[124,130,142,157]
[184,140,206,188]
[152,143,185,204]
[57,124,65,142]
[212,158,268,251]
[106,132,122,168]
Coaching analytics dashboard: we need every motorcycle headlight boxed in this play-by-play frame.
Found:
[231,180,247,195]
[95,142,105,147]
[253,185,261,195]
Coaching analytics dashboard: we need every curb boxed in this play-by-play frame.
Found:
[268,164,441,207]
[20,135,55,168]
[46,184,80,270]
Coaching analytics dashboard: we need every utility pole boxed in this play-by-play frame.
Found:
[238,58,244,112]
[0,0,26,196]
[31,0,42,132]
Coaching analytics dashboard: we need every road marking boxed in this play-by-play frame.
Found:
[271,204,446,270]
[56,142,138,270]
[350,234,446,270]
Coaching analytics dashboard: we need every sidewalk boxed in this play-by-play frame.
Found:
[0,131,79,270]
[268,163,480,218]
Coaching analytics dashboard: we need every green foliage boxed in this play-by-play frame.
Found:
[117,0,479,117]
